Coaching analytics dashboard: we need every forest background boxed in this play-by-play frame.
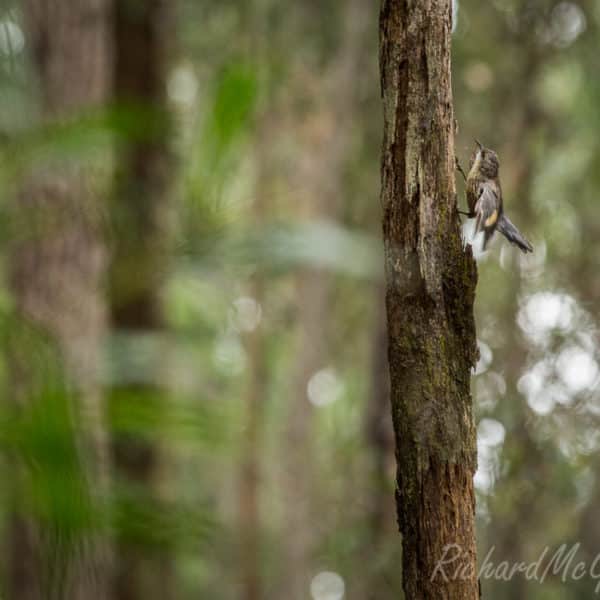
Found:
[0,1,599,599]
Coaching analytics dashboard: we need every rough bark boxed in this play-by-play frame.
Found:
[8,0,113,597]
[109,1,173,599]
[379,1,479,598]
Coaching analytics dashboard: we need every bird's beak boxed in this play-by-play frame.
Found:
[474,139,483,149]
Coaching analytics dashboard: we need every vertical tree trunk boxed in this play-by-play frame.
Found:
[237,108,271,600]
[109,1,173,599]
[238,276,267,600]
[364,288,394,541]
[9,0,113,598]
[379,2,479,598]
[360,287,398,600]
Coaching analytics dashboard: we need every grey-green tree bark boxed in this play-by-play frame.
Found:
[379,1,479,598]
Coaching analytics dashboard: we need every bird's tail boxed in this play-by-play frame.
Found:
[497,214,533,253]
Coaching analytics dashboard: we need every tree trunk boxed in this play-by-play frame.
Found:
[237,89,276,597]
[379,2,479,598]
[109,1,173,599]
[238,277,267,600]
[360,286,398,599]
[9,0,113,597]
[365,287,394,541]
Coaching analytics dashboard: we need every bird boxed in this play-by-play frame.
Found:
[459,140,533,253]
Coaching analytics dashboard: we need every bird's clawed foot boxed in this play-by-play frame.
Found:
[455,156,468,182]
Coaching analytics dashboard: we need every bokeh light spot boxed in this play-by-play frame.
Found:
[168,64,199,106]
[307,368,344,407]
[475,419,505,494]
[310,571,345,600]
[213,334,246,376]
[518,291,576,345]
[549,2,586,47]
[557,346,599,393]
[229,296,262,333]
[475,340,493,375]
[0,20,24,55]
[463,61,494,92]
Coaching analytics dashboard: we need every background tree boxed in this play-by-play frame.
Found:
[6,0,113,597]
[109,0,174,598]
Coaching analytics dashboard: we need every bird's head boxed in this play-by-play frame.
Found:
[473,140,499,178]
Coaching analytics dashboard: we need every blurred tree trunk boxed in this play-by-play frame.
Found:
[281,1,369,596]
[364,289,393,540]
[109,1,173,599]
[379,1,479,598]
[361,287,397,599]
[238,279,266,600]
[238,114,271,600]
[9,0,113,598]
[483,31,545,600]
[283,269,329,597]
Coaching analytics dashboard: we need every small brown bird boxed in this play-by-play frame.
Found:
[463,140,533,253]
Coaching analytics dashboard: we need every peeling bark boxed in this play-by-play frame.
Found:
[379,1,479,598]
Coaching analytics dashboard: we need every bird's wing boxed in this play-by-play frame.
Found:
[474,182,499,234]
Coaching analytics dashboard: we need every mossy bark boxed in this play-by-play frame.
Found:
[379,1,479,598]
